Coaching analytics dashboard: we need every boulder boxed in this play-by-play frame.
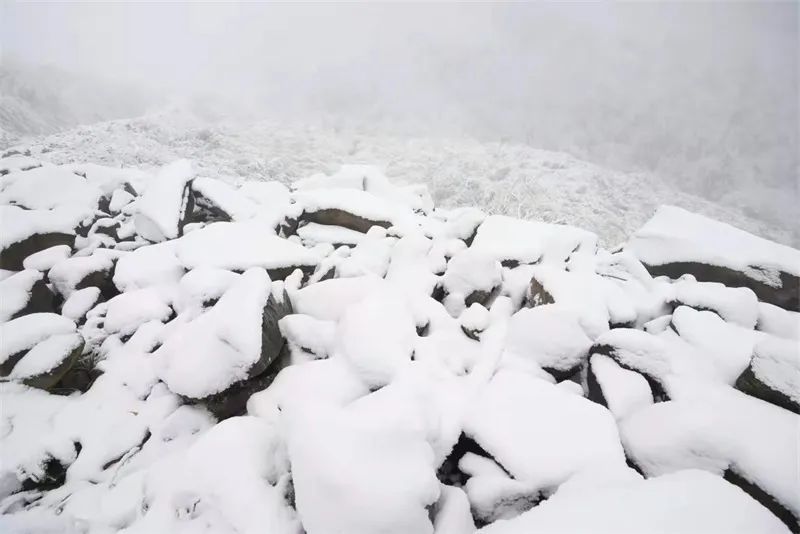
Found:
[0,269,56,321]
[48,251,119,299]
[0,205,77,270]
[155,268,292,402]
[628,206,800,311]
[505,304,592,380]
[8,333,84,391]
[134,159,194,242]
[735,336,799,414]
[294,188,401,233]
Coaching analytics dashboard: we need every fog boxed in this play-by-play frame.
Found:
[2,2,798,223]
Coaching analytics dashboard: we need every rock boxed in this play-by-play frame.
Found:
[735,336,799,414]
[188,177,259,223]
[464,370,627,494]
[587,353,654,420]
[196,343,292,420]
[505,305,592,380]
[628,206,800,311]
[442,249,502,309]
[155,268,292,400]
[0,313,77,376]
[48,251,119,299]
[8,333,84,391]
[470,215,597,266]
[173,221,319,281]
[134,159,194,242]
[294,188,402,233]
[621,386,800,533]
[0,269,56,321]
[0,206,77,270]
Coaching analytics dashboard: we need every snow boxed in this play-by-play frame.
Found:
[505,305,592,374]
[460,303,490,333]
[21,245,71,271]
[464,370,627,491]
[279,314,336,361]
[442,248,502,300]
[61,287,101,322]
[590,353,653,420]
[1,148,798,533]
[107,188,135,213]
[133,159,193,242]
[104,288,173,336]
[335,287,418,388]
[670,278,759,328]
[470,215,597,266]
[0,165,102,211]
[112,242,185,292]
[293,187,412,229]
[48,252,114,296]
[8,333,82,380]
[0,313,76,367]
[628,205,800,286]
[432,485,475,534]
[285,396,439,534]
[174,221,319,272]
[192,176,259,221]
[757,302,800,339]
[0,270,43,322]
[0,154,41,175]
[750,336,800,407]
[477,469,790,534]
[621,384,799,520]
[296,222,365,246]
[154,268,272,398]
[0,205,78,251]
[670,305,760,384]
[290,274,384,321]
[174,267,240,314]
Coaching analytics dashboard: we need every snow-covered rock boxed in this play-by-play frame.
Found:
[477,469,790,534]
[0,205,77,270]
[504,304,592,378]
[134,159,193,242]
[0,269,54,321]
[735,335,800,414]
[628,205,800,311]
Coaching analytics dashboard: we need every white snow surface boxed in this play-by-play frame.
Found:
[590,353,654,420]
[8,333,82,379]
[21,244,71,271]
[0,269,43,322]
[628,205,800,286]
[478,469,790,534]
[1,149,799,534]
[505,304,592,373]
[133,159,193,242]
[464,369,627,491]
[620,384,800,519]
[154,268,271,398]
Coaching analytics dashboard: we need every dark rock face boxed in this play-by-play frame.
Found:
[197,345,292,420]
[300,208,391,234]
[22,340,84,392]
[188,188,232,224]
[0,233,74,271]
[723,469,799,533]
[586,355,609,408]
[195,290,294,420]
[735,365,799,415]
[644,261,800,312]
[590,342,670,402]
[10,278,56,319]
[526,275,554,307]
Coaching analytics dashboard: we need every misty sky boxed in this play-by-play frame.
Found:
[2,2,798,213]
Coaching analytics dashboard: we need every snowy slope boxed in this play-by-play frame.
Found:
[6,108,795,248]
